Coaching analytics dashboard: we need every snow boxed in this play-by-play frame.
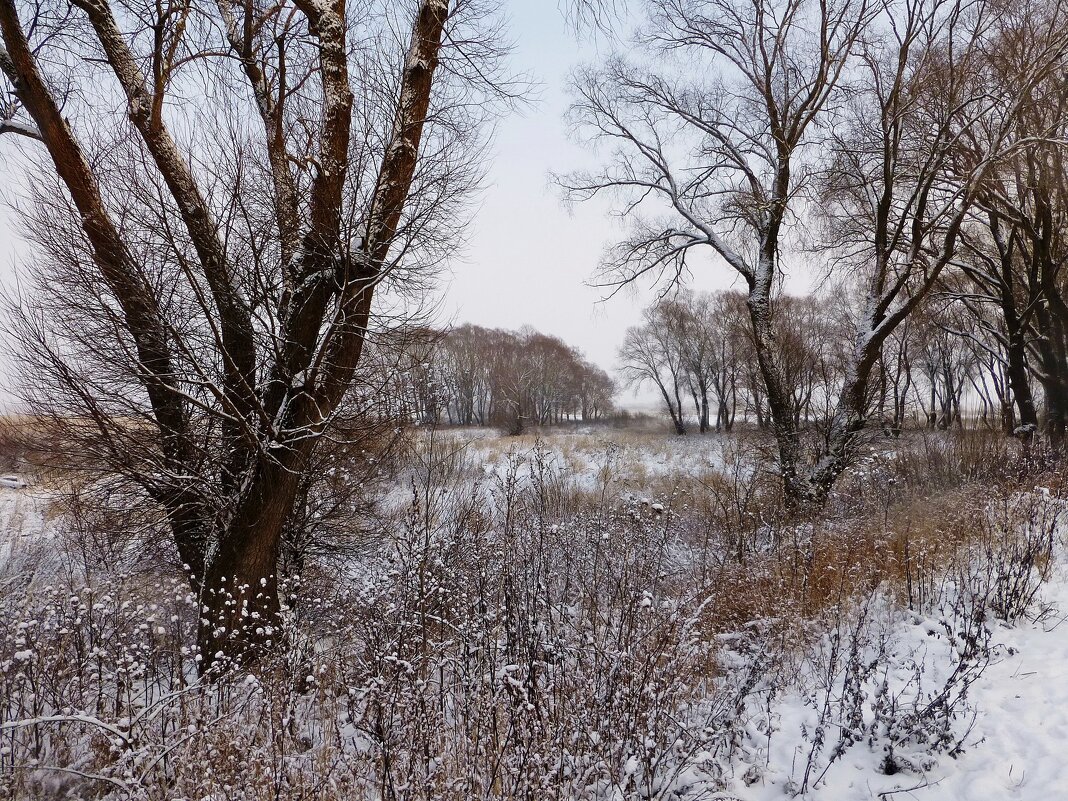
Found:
[0,119,41,140]
[725,564,1068,800]
[0,484,50,576]
[923,576,1068,800]
[415,426,736,495]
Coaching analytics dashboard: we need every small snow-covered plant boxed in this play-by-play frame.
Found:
[0,572,202,798]
[974,489,1061,624]
[0,570,383,800]
[884,429,1018,492]
[869,594,991,777]
[797,589,888,794]
[685,435,780,569]
[790,477,1062,793]
[794,581,991,792]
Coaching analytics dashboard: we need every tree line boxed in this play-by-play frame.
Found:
[562,0,1068,505]
[619,290,847,435]
[376,324,615,431]
[620,288,1048,439]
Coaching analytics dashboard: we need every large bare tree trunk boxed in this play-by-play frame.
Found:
[0,0,456,671]
[198,457,303,664]
[1036,300,1068,452]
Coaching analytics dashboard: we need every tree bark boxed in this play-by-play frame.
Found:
[198,455,304,666]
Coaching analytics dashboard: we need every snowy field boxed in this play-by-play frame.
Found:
[0,484,48,577]
[2,446,1067,800]
[412,425,743,493]
[308,431,1068,801]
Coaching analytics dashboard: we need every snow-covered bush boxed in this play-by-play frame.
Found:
[974,490,1061,624]
[331,448,785,799]
[0,448,789,799]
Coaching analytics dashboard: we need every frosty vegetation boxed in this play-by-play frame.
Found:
[3,0,1068,798]
[1,431,1065,799]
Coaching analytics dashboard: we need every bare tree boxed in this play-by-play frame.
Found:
[813,0,1068,480]
[929,271,1021,433]
[945,21,1068,447]
[625,289,783,434]
[618,302,690,434]
[562,0,872,498]
[910,299,977,429]
[666,292,714,432]
[706,292,745,431]
[872,322,915,435]
[565,0,1068,504]
[952,216,1042,438]
[0,0,509,667]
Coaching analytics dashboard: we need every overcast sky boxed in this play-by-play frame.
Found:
[0,1,814,409]
[435,2,756,375]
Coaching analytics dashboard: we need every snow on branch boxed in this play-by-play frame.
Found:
[0,114,40,139]
[0,43,39,139]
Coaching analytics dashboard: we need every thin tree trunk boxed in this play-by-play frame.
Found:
[746,272,809,505]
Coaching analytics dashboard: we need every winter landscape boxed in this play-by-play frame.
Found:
[2,0,1068,799]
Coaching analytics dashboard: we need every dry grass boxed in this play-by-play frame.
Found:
[1,422,1064,799]
[407,423,1060,639]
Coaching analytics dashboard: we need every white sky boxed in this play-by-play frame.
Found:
[0,1,817,409]
[437,1,752,374]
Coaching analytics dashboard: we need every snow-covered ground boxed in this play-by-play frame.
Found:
[417,426,739,493]
[725,564,1068,801]
[0,483,49,576]
[399,432,1068,800]
[935,590,1068,800]
[3,455,1066,801]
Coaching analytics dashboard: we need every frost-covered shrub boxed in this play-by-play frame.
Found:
[0,574,203,799]
[329,451,782,800]
[789,482,1064,795]
[881,429,1020,492]
[973,490,1061,624]
[792,584,990,793]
